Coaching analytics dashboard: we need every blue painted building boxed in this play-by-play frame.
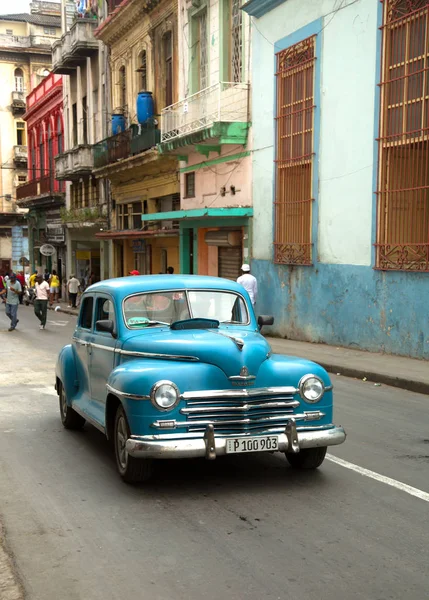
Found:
[242,0,429,359]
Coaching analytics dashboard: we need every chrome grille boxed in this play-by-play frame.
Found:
[180,388,300,434]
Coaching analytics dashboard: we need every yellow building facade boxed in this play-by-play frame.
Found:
[93,0,180,276]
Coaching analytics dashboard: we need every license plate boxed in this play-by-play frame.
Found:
[226,435,279,454]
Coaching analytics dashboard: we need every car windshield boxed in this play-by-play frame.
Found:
[123,290,249,329]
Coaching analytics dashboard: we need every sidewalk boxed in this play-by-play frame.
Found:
[49,301,429,395]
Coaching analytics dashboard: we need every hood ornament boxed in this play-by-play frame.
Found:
[229,366,256,386]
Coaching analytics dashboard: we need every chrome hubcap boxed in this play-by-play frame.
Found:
[116,416,128,470]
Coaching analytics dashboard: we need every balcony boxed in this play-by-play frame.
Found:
[0,33,52,50]
[16,176,65,207]
[159,82,250,154]
[69,19,98,58]
[13,146,28,167]
[55,145,93,180]
[11,91,26,114]
[60,205,107,228]
[93,123,161,169]
[52,20,97,74]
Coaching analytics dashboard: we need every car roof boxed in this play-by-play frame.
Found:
[86,274,246,300]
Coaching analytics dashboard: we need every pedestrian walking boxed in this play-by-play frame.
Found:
[0,273,21,331]
[29,271,37,288]
[237,264,258,307]
[67,274,80,309]
[49,270,60,305]
[16,271,25,305]
[34,274,50,330]
[43,268,50,282]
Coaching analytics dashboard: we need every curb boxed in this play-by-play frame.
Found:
[0,523,25,600]
[47,305,78,317]
[303,360,429,396]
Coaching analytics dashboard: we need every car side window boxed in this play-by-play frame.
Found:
[79,296,94,330]
[95,297,115,329]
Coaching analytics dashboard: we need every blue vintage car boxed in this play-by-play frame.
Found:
[56,275,346,483]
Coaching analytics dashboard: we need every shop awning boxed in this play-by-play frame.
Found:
[95,228,179,240]
[140,207,253,222]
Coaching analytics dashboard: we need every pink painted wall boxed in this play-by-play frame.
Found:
[180,145,252,211]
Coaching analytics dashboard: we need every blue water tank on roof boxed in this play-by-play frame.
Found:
[137,91,154,125]
[112,114,126,134]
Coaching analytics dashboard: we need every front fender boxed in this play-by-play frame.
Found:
[107,359,230,436]
[56,344,78,402]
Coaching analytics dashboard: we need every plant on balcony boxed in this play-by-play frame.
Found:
[60,206,104,224]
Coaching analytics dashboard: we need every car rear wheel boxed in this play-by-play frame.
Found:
[114,405,153,484]
[285,446,327,470]
[59,384,86,430]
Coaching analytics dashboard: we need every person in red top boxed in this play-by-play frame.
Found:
[16,271,26,305]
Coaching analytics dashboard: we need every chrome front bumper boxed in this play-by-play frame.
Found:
[126,419,346,460]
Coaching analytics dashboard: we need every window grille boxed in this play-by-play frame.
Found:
[199,11,208,90]
[376,0,429,270]
[231,0,242,83]
[274,36,316,265]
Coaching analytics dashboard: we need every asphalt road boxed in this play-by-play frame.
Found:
[0,305,428,600]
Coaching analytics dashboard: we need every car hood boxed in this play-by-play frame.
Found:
[121,328,271,379]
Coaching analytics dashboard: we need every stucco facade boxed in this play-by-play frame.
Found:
[158,0,253,279]
[245,0,429,358]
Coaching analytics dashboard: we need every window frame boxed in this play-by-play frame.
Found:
[94,295,116,333]
[375,0,429,271]
[274,34,317,266]
[78,295,95,330]
[185,172,196,198]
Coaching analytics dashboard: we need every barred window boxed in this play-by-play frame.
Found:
[376,0,429,271]
[274,36,315,265]
[230,0,242,83]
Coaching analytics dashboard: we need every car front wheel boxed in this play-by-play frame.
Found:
[59,384,86,430]
[114,405,153,484]
[285,446,327,470]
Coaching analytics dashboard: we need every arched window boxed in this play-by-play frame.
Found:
[57,115,63,154]
[14,68,24,92]
[39,128,45,177]
[138,50,147,91]
[119,66,126,108]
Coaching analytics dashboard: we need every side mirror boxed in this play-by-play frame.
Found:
[258,315,274,331]
[96,319,116,337]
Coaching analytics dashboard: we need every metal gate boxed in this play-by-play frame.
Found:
[218,246,242,280]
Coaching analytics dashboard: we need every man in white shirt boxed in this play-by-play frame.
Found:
[237,264,258,306]
[67,274,80,309]
[34,274,50,330]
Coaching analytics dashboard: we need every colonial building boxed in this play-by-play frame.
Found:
[93,0,180,277]
[244,0,429,359]
[52,0,111,285]
[15,73,65,276]
[0,1,62,274]
[157,0,252,279]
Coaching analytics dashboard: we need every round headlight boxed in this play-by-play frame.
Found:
[299,374,324,403]
[150,380,180,411]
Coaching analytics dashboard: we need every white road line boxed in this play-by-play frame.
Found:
[47,320,69,326]
[327,454,429,503]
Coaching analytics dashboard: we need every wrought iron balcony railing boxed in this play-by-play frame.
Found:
[93,123,161,169]
[161,82,249,143]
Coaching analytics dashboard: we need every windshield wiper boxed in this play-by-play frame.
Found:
[129,320,170,328]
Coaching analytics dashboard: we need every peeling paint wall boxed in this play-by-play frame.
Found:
[253,261,429,360]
